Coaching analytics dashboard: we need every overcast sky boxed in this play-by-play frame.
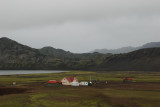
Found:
[0,0,160,53]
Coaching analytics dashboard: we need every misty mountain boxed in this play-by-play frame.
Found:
[91,42,160,54]
[142,42,160,48]
[0,37,160,71]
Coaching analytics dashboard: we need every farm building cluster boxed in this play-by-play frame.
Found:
[46,77,99,86]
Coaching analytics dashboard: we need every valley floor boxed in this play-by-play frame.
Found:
[0,71,160,107]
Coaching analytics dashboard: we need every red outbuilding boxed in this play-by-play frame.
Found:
[46,80,62,86]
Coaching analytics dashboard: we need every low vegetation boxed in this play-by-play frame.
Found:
[0,71,160,107]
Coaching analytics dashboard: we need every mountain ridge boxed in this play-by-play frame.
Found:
[91,42,160,54]
[0,37,160,71]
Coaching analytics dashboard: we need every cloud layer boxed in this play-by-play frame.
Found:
[0,0,160,52]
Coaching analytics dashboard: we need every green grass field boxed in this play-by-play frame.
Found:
[0,71,160,107]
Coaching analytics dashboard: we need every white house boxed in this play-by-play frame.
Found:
[61,77,78,85]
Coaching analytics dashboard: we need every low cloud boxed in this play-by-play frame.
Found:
[0,0,160,52]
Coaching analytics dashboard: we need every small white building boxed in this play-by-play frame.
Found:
[61,77,78,85]
[79,81,88,86]
[71,82,79,86]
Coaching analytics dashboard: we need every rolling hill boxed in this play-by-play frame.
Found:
[0,37,160,71]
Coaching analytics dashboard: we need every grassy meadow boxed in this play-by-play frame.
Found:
[0,71,160,107]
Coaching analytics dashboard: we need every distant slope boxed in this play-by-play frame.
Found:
[142,42,160,48]
[96,48,160,71]
[91,42,160,54]
[92,46,138,54]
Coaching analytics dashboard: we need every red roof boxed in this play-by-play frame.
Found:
[65,77,77,82]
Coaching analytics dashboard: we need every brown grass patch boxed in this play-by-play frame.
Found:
[0,87,29,96]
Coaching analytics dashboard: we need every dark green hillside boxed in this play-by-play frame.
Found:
[98,48,160,71]
[0,37,36,52]
[39,46,108,60]
[0,37,47,69]
[39,46,73,57]
[0,37,160,71]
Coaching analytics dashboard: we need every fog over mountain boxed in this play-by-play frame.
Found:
[91,42,160,54]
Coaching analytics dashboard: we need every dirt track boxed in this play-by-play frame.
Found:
[1,82,160,96]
